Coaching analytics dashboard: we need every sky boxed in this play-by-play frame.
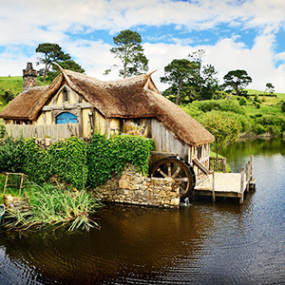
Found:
[0,0,285,92]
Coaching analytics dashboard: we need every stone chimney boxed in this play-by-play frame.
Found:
[23,62,37,91]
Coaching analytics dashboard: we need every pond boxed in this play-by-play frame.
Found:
[1,139,285,284]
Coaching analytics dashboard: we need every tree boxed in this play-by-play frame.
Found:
[160,59,199,105]
[223,70,252,96]
[265,82,275,94]
[188,49,205,97]
[200,64,219,99]
[36,43,71,82]
[48,59,85,81]
[107,30,149,78]
[199,111,240,161]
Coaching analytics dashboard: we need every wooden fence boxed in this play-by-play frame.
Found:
[5,123,80,140]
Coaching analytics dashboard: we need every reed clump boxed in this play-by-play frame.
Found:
[2,184,102,232]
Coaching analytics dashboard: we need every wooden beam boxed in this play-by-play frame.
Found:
[212,172,215,202]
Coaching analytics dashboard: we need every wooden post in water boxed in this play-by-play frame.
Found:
[250,155,253,180]
[212,172,216,202]
[240,167,245,204]
[246,162,249,192]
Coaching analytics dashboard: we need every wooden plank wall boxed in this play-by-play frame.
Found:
[5,123,80,140]
[151,119,188,160]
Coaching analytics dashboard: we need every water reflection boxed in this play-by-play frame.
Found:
[0,139,285,284]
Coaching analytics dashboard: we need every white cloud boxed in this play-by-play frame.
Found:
[0,0,285,92]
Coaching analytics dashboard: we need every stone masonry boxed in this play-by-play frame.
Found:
[23,62,37,91]
[94,165,181,208]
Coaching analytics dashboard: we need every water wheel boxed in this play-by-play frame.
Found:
[151,156,196,201]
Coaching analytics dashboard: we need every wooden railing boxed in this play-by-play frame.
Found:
[5,123,80,140]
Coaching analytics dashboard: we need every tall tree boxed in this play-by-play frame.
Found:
[107,30,149,78]
[188,49,205,96]
[223,69,252,96]
[48,59,85,81]
[201,64,219,99]
[160,59,199,105]
[265,82,275,94]
[36,43,71,82]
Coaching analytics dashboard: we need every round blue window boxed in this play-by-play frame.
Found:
[56,112,77,124]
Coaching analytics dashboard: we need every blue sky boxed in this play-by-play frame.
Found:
[0,0,285,92]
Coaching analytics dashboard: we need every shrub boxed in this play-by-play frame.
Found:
[47,137,87,189]
[0,137,87,189]
[0,124,6,138]
[239,97,247,106]
[191,98,245,115]
[252,123,266,134]
[0,137,25,173]
[21,138,47,183]
[281,100,285,113]
[266,125,282,136]
[87,134,154,188]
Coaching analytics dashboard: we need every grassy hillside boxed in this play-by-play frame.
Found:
[0,76,23,94]
[0,76,49,113]
[246,89,285,100]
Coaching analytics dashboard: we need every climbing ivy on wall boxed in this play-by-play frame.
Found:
[47,137,87,189]
[86,134,154,188]
[0,134,154,189]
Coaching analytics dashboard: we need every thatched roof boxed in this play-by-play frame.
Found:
[0,69,214,146]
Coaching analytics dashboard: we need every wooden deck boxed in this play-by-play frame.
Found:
[194,156,256,204]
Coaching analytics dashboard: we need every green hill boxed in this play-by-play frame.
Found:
[0,76,23,94]
[0,76,49,112]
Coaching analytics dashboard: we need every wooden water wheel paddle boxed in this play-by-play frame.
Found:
[151,156,196,201]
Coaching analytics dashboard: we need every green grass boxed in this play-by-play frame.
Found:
[0,76,50,117]
[1,180,102,232]
[0,76,23,94]
[245,89,285,100]
[0,76,49,92]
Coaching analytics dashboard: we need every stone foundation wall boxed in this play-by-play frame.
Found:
[94,165,180,208]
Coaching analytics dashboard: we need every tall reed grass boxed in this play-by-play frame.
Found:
[2,184,102,232]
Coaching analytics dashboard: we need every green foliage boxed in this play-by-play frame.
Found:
[2,90,16,103]
[251,123,266,134]
[255,114,285,135]
[47,59,85,81]
[36,43,85,82]
[160,59,199,105]
[239,97,247,106]
[0,137,86,189]
[281,100,285,113]
[0,135,153,189]
[87,134,154,188]
[107,29,149,78]
[198,111,241,159]
[0,124,6,138]
[0,137,25,173]
[265,82,275,94]
[21,138,47,183]
[3,184,102,232]
[47,137,87,189]
[223,69,252,96]
[191,98,246,114]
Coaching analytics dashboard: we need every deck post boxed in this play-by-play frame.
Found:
[250,155,253,180]
[246,162,249,192]
[222,158,227,173]
[212,172,215,202]
[240,167,245,204]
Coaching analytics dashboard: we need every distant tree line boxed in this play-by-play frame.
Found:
[34,30,276,106]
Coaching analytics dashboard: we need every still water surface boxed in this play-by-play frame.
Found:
[0,139,285,284]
